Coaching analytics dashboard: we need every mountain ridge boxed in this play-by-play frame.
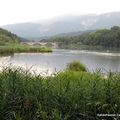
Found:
[1,11,120,40]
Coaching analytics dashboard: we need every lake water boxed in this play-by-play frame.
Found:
[0,49,120,75]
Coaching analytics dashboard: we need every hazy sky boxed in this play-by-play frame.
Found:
[0,0,120,25]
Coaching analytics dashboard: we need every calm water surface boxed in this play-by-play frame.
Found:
[1,49,120,75]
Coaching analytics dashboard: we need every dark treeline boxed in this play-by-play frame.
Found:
[49,26,120,50]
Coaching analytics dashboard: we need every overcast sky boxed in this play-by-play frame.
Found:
[0,0,120,25]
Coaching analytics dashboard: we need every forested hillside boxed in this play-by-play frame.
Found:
[0,28,20,44]
[50,26,120,50]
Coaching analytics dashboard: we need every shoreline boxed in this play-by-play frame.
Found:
[53,49,120,56]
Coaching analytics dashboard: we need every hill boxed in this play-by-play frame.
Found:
[1,11,120,40]
[49,26,120,50]
[0,28,20,44]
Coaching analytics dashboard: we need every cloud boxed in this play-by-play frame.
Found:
[0,0,120,25]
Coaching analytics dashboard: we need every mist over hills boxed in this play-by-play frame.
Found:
[1,12,120,40]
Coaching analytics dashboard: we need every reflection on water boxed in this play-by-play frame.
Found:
[0,49,120,76]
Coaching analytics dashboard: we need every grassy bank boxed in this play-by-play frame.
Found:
[0,66,120,120]
[58,44,120,52]
[0,43,52,55]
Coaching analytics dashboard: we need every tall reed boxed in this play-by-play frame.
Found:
[0,67,120,119]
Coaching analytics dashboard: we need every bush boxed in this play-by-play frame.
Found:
[66,61,87,72]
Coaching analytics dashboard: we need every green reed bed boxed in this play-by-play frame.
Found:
[0,66,120,120]
[0,43,52,55]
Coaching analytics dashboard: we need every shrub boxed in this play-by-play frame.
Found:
[66,61,87,72]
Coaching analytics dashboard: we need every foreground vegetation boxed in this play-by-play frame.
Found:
[49,26,120,50]
[0,63,120,120]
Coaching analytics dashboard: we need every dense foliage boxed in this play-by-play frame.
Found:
[0,67,120,120]
[49,26,120,50]
[66,61,87,72]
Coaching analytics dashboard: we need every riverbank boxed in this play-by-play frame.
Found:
[0,66,120,119]
[57,44,120,52]
[0,43,52,55]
